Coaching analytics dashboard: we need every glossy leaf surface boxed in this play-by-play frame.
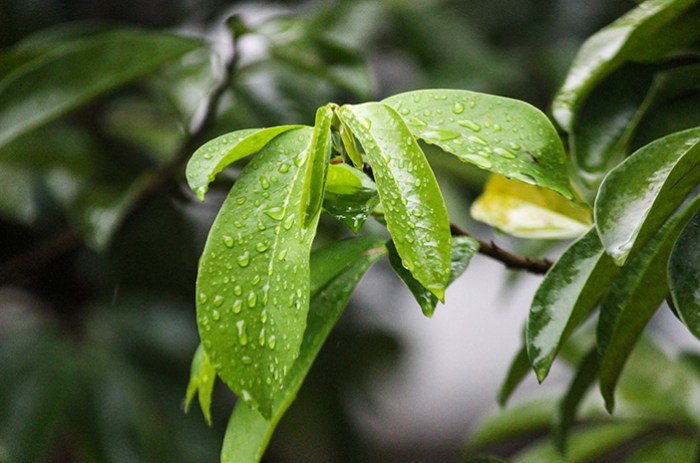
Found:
[383,89,574,199]
[0,29,201,149]
[186,126,302,200]
[669,208,700,339]
[595,127,700,265]
[387,235,478,317]
[322,163,378,233]
[552,0,700,131]
[196,128,316,418]
[471,174,591,239]
[221,237,386,463]
[301,105,334,226]
[597,196,700,412]
[527,228,619,381]
[338,102,451,299]
[185,344,217,426]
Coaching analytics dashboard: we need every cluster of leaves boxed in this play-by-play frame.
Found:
[186,0,700,461]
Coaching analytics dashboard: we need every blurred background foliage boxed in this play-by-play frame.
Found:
[0,1,651,462]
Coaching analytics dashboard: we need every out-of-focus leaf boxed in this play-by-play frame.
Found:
[387,235,478,317]
[186,126,303,200]
[632,92,700,148]
[598,195,700,412]
[322,163,378,233]
[513,422,650,463]
[0,29,202,149]
[195,128,316,418]
[669,208,700,339]
[527,228,619,382]
[471,174,591,239]
[498,344,531,406]
[595,127,700,265]
[553,347,599,453]
[383,89,574,199]
[221,237,386,463]
[185,344,217,426]
[552,0,700,131]
[624,436,698,463]
[301,104,333,227]
[0,164,38,225]
[338,102,451,300]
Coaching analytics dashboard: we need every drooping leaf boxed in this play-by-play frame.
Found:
[195,128,317,418]
[186,126,303,200]
[0,29,202,149]
[339,119,363,168]
[471,174,591,239]
[624,436,699,463]
[383,89,575,200]
[669,208,700,339]
[498,344,531,407]
[595,127,700,265]
[301,104,334,227]
[221,237,387,463]
[387,235,478,317]
[185,344,217,426]
[337,102,451,300]
[322,163,379,233]
[597,195,700,412]
[553,347,599,453]
[552,0,700,132]
[527,228,619,382]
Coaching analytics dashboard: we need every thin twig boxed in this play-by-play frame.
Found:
[450,223,553,274]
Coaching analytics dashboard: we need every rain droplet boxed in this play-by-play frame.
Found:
[237,251,251,267]
[359,117,372,129]
[256,242,269,252]
[406,116,427,126]
[493,147,516,159]
[241,357,252,366]
[278,163,291,173]
[213,295,224,307]
[212,309,221,321]
[236,196,247,205]
[467,135,489,146]
[259,176,270,189]
[247,291,257,308]
[263,207,284,220]
[509,142,522,151]
[257,221,266,231]
[268,336,277,349]
[236,320,248,345]
[232,299,243,314]
[277,249,288,261]
[260,310,268,323]
[452,102,465,114]
[399,107,410,115]
[223,235,234,248]
[234,285,242,296]
[458,120,481,132]
[422,109,432,117]
[422,129,460,141]
[258,327,266,346]
[294,151,306,167]
[198,293,208,304]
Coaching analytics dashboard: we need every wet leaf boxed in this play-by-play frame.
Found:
[322,163,379,233]
[383,89,574,200]
[595,127,700,265]
[471,174,591,239]
[185,344,217,426]
[498,344,531,406]
[669,208,700,339]
[186,126,303,200]
[337,102,451,300]
[597,195,700,412]
[221,237,386,463]
[552,0,700,132]
[301,105,334,227]
[527,228,619,382]
[0,29,202,149]
[387,235,478,317]
[195,128,317,418]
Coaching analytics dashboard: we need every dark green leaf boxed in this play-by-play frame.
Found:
[595,127,700,265]
[337,102,452,300]
[624,436,698,463]
[195,128,317,418]
[0,29,202,149]
[301,105,334,227]
[669,207,700,339]
[598,195,700,412]
[387,235,478,317]
[322,163,379,233]
[185,344,217,426]
[498,344,531,406]
[552,0,700,132]
[527,228,619,382]
[383,89,575,200]
[221,237,387,463]
[186,126,303,200]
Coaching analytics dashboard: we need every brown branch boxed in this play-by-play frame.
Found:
[450,223,553,274]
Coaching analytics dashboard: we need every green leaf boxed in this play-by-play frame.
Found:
[597,195,700,412]
[337,102,452,300]
[498,344,531,407]
[383,89,574,200]
[624,436,699,463]
[185,344,217,426]
[552,0,700,132]
[669,208,700,339]
[595,127,700,265]
[186,126,303,200]
[553,347,599,453]
[195,127,317,418]
[301,105,334,227]
[471,174,591,239]
[221,237,387,463]
[0,29,202,149]
[322,163,379,233]
[387,235,479,317]
[339,120,363,168]
[527,228,619,382]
